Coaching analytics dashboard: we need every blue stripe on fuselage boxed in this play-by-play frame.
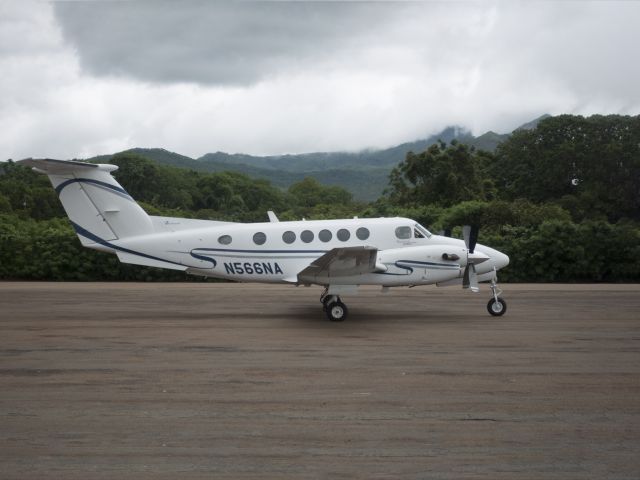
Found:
[70,221,194,269]
[187,247,327,255]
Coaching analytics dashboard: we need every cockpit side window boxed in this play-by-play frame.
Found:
[395,226,411,240]
[414,223,432,238]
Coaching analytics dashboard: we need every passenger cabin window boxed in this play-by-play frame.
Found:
[337,229,350,241]
[218,234,232,245]
[301,230,314,243]
[282,231,296,244]
[253,232,266,245]
[319,229,332,242]
[395,226,411,240]
[356,227,370,240]
[414,228,425,239]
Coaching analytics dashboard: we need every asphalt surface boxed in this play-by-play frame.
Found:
[1,282,639,479]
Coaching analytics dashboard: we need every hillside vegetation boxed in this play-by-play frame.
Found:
[86,122,520,201]
[1,114,638,282]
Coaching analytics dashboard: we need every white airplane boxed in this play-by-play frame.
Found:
[18,158,510,321]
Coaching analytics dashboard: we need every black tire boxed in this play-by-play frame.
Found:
[487,297,507,316]
[321,296,331,311]
[325,301,348,322]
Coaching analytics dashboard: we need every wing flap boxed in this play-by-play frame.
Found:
[297,246,378,284]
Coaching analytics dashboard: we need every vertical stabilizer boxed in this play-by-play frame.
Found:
[18,159,153,245]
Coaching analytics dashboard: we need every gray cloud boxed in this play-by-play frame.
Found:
[2,1,640,160]
[53,0,398,85]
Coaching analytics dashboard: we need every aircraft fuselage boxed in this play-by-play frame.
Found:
[108,216,508,287]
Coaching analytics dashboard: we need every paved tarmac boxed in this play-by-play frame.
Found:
[0,282,639,479]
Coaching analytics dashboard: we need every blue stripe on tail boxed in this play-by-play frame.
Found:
[55,178,133,201]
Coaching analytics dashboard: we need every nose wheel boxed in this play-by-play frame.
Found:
[487,274,507,316]
[487,297,507,316]
[320,291,349,322]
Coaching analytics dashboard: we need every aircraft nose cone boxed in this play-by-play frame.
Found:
[494,251,510,270]
[472,244,510,273]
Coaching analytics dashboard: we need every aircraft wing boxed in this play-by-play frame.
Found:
[297,246,379,284]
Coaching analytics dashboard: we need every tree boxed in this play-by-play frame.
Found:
[287,177,352,208]
[491,115,640,221]
[387,141,490,207]
[0,160,63,219]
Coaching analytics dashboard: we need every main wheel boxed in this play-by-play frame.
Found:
[321,295,332,312]
[487,297,507,316]
[326,301,348,322]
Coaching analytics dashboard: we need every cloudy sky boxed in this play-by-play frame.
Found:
[1,0,639,160]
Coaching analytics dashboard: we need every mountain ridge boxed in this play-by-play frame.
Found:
[86,115,549,201]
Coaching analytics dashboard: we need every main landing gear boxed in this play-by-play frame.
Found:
[320,290,348,322]
[318,276,507,321]
[487,275,507,316]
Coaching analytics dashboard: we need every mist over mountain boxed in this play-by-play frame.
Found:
[87,116,548,201]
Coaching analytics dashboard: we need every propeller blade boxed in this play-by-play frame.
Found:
[462,225,480,292]
[462,263,479,292]
[463,225,479,254]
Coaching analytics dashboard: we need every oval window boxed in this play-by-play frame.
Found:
[301,230,314,243]
[218,234,232,245]
[395,226,411,240]
[356,227,370,240]
[253,232,266,245]
[282,231,296,244]
[318,229,332,242]
[337,229,350,241]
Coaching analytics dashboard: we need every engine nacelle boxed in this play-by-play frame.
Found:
[378,244,466,283]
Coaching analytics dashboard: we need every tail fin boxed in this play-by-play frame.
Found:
[18,158,153,247]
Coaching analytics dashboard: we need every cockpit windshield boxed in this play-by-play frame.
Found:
[414,223,432,239]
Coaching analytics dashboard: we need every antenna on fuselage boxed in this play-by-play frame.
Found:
[267,211,279,223]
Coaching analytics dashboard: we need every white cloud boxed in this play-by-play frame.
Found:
[1,1,639,160]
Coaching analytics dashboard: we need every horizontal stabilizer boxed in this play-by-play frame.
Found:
[18,158,118,174]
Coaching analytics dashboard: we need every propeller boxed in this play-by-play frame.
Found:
[463,225,478,254]
[463,262,478,292]
[462,225,480,292]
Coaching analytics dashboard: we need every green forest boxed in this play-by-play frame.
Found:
[1,114,639,282]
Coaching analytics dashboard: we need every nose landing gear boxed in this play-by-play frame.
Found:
[487,273,507,316]
[320,290,348,322]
